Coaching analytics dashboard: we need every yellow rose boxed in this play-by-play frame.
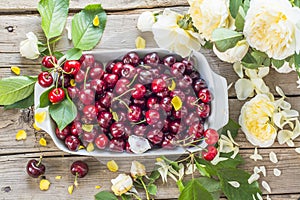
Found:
[111,174,133,196]
[188,0,234,41]
[239,94,277,147]
[244,0,300,60]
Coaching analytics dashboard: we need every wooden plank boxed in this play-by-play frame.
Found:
[0,0,188,12]
[1,96,300,155]
[0,148,300,199]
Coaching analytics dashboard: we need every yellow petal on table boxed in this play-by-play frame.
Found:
[55,176,62,180]
[35,111,46,123]
[68,185,74,194]
[82,124,93,132]
[135,36,146,49]
[107,160,119,172]
[39,138,47,146]
[171,96,182,111]
[93,15,100,27]
[112,111,119,122]
[16,130,27,140]
[95,185,102,189]
[86,142,95,152]
[33,122,41,131]
[11,66,20,75]
[168,79,176,91]
[39,179,51,191]
[70,79,76,87]
[78,145,85,150]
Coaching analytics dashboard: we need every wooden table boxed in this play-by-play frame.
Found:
[0,1,300,199]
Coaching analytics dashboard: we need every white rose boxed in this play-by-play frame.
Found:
[152,9,204,58]
[244,0,300,60]
[213,40,249,63]
[188,0,234,41]
[272,61,295,74]
[137,11,156,32]
[239,94,277,147]
[111,174,133,196]
[130,161,146,179]
[19,32,40,59]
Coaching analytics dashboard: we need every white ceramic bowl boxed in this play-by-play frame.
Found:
[34,48,229,157]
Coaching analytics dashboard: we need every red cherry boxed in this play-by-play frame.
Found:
[145,110,160,125]
[55,126,70,140]
[26,158,46,178]
[151,78,167,93]
[70,160,89,178]
[109,138,125,152]
[204,128,219,145]
[110,122,125,138]
[38,72,53,87]
[64,60,81,75]
[42,56,57,68]
[127,105,142,122]
[48,88,65,103]
[131,84,146,99]
[197,103,210,118]
[111,62,124,76]
[95,134,109,149]
[65,135,80,151]
[202,146,218,161]
[198,88,212,103]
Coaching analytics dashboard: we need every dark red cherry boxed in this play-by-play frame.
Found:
[65,135,80,151]
[147,97,159,109]
[160,96,172,112]
[75,69,86,83]
[79,89,95,105]
[132,84,146,99]
[163,55,177,67]
[26,158,46,178]
[48,88,65,103]
[178,75,193,89]
[67,86,79,99]
[70,121,83,136]
[133,124,148,136]
[170,90,186,102]
[55,126,70,140]
[95,134,109,149]
[204,129,219,145]
[172,106,188,119]
[138,70,154,84]
[193,78,207,93]
[111,62,124,77]
[97,111,113,128]
[123,52,140,65]
[110,122,125,138]
[144,52,160,65]
[98,92,113,109]
[38,72,53,87]
[70,160,89,178]
[81,54,95,69]
[83,105,97,120]
[42,56,57,68]
[145,109,160,125]
[64,60,81,75]
[121,64,136,79]
[197,103,210,118]
[182,59,194,74]
[188,122,204,139]
[103,73,119,89]
[109,138,125,152]
[147,129,163,145]
[90,79,106,94]
[127,105,142,122]
[89,66,105,80]
[198,88,212,103]
[168,120,182,134]
[185,112,200,126]
[162,134,176,149]
[114,79,130,94]
[186,96,197,109]
[152,78,166,93]
[171,62,185,77]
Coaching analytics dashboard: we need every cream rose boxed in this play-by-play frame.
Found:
[244,0,300,60]
[188,0,234,41]
[213,40,249,63]
[137,11,156,32]
[152,9,204,58]
[239,94,277,147]
[111,174,133,196]
[20,32,40,59]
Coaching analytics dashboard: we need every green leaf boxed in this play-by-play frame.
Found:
[149,170,161,183]
[195,161,211,177]
[251,51,268,65]
[215,154,244,169]
[203,41,213,49]
[219,118,240,138]
[294,53,300,77]
[94,191,118,200]
[235,6,245,31]
[66,48,83,60]
[243,0,250,13]
[37,0,69,39]
[147,183,157,195]
[179,179,214,200]
[0,76,37,105]
[212,28,243,52]
[272,59,285,69]
[4,92,34,110]
[39,86,54,108]
[120,194,131,200]
[72,4,107,50]
[218,168,261,200]
[229,0,243,18]
[49,98,77,131]
[196,177,221,200]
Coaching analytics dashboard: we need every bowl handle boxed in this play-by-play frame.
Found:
[211,71,229,130]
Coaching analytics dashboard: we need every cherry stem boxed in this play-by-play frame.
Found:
[118,99,132,112]
[130,192,142,200]
[190,153,195,179]
[74,172,79,187]
[191,98,201,105]
[47,39,52,57]
[36,155,43,167]
[127,74,138,87]
[139,177,150,200]
[84,67,91,90]
[131,119,146,125]
[113,88,135,101]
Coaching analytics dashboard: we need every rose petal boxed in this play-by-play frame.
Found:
[262,181,271,193]
[228,181,240,188]
[277,130,293,144]
[233,62,244,78]
[248,173,260,184]
[275,86,286,97]
[235,78,254,100]
[273,168,282,177]
[258,67,270,78]
[269,151,278,163]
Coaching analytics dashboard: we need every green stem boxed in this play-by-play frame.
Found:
[118,99,132,112]
[129,193,142,200]
[36,155,43,167]
[139,177,150,200]
[84,67,91,90]
[176,180,185,193]
[47,39,52,56]
[127,74,138,87]
[113,88,135,101]
[131,119,146,125]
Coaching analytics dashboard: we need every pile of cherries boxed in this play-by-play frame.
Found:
[38,51,219,161]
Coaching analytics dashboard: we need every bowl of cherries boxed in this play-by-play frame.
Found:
[34,48,228,160]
